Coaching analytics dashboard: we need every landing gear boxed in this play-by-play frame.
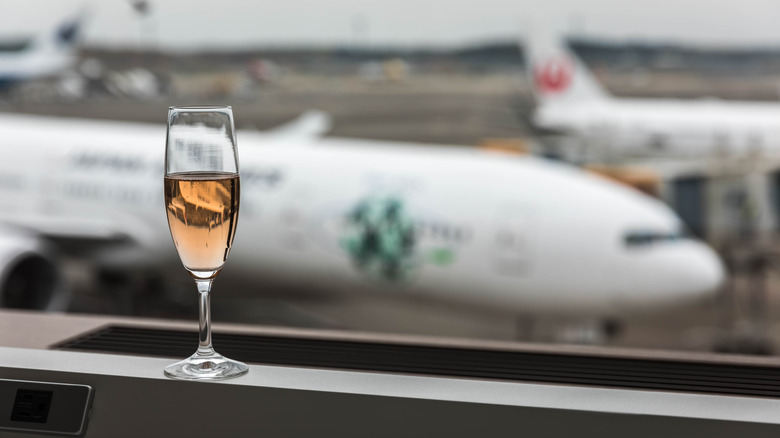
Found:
[514,316,623,345]
[601,319,623,340]
[96,268,168,315]
[514,315,536,341]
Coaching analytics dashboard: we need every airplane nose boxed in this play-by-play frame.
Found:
[679,242,725,298]
[611,240,725,311]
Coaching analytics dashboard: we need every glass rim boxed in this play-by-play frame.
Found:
[169,105,232,111]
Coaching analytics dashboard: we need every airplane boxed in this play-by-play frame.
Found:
[0,111,724,334]
[0,10,83,90]
[524,32,780,156]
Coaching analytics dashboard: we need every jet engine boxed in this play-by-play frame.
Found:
[0,230,68,311]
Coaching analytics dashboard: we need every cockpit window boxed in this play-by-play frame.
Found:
[0,39,32,53]
[624,230,686,247]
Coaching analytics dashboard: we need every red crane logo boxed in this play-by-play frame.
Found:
[534,58,573,94]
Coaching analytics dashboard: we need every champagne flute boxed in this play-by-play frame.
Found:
[163,105,248,380]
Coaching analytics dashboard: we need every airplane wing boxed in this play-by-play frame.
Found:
[5,215,128,241]
[0,215,137,257]
[265,110,332,139]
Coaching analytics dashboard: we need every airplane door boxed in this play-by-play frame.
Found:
[491,205,534,276]
[274,184,315,251]
[0,140,50,218]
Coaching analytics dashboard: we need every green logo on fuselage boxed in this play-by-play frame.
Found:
[339,195,461,282]
[341,197,417,281]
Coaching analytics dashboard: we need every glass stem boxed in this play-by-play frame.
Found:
[195,279,215,356]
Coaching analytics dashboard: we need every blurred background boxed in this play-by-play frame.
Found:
[5,0,780,356]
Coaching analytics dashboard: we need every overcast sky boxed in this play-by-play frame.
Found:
[4,0,780,50]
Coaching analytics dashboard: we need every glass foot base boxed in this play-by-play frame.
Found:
[164,351,248,380]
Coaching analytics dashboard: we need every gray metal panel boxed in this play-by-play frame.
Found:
[0,379,92,436]
[0,347,777,437]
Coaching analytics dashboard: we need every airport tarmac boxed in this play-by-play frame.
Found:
[58,227,780,357]
[1,73,530,146]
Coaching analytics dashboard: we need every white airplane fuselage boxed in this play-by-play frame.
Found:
[525,34,780,157]
[0,114,723,318]
[0,11,81,89]
[535,98,780,155]
[0,48,75,84]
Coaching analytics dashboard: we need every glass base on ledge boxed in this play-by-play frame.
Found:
[164,351,248,380]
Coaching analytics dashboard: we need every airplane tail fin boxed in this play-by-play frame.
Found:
[37,8,86,54]
[521,31,609,105]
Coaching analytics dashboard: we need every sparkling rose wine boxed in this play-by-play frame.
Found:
[164,172,239,278]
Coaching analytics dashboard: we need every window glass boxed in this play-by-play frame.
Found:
[0,0,777,360]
